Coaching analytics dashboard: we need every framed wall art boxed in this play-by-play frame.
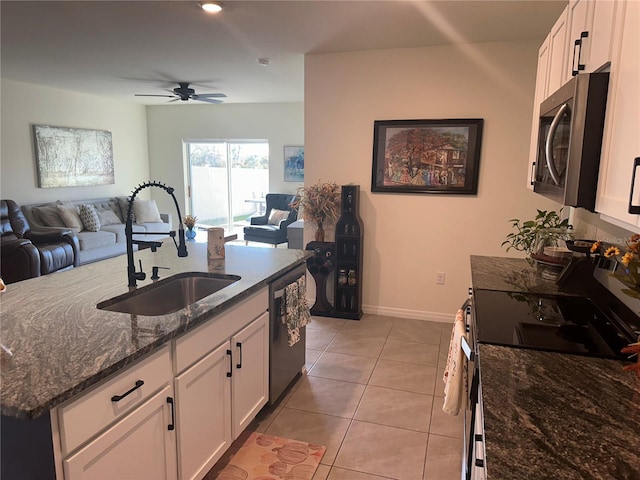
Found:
[284,145,304,182]
[371,119,483,195]
[33,124,114,188]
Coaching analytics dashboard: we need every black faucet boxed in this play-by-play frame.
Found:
[125,181,188,288]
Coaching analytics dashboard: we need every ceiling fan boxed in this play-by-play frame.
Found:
[135,82,226,103]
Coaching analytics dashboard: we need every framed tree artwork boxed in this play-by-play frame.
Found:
[371,119,483,195]
[284,145,304,182]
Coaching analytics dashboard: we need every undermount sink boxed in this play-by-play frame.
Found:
[97,272,241,316]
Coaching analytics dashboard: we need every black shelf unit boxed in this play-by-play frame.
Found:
[334,185,363,319]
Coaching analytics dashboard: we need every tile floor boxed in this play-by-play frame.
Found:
[207,313,464,480]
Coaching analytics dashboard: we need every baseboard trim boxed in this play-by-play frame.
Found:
[362,304,454,324]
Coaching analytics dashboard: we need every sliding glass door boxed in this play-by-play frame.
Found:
[186,140,268,232]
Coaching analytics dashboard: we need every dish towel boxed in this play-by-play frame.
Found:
[442,309,467,416]
[281,275,312,346]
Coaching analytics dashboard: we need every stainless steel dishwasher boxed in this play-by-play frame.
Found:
[268,263,307,404]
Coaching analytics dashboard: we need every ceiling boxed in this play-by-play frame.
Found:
[1,0,567,105]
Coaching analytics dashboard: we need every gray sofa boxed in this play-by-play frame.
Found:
[22,198,172,265]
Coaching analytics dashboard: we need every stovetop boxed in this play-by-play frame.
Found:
[473,289,636,360]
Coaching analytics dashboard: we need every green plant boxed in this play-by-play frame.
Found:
[501,209,572,255]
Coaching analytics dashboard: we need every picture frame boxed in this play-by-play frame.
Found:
[33,124,114,188]
[284,145,304,182]
[371,119,483,195]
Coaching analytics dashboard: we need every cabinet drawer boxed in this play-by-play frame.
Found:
[58,345,172,455]
[174,288,268,374]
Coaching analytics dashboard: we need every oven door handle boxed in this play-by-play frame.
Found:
[461,336,475,362]
[544,102,568,186]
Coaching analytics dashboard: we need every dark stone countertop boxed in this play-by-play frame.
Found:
[470,256,640,479]
[0,243,308,419]
[479,345,640,480]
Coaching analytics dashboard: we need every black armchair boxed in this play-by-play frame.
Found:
[1,199,78,283]
[243,194,299,246]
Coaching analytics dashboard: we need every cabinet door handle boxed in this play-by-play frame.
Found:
[166,397,175,431]
[110,380,144,402]
[629,157,640,214]
[236,341,243,369]
[530,161,536,186]
[226,349,233,377]
[572,31,589,76]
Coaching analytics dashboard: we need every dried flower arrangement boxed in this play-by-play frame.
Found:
[290,182,341,241]
[183,215,197,229]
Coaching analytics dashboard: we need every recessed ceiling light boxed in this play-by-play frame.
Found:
[200,2,223,13]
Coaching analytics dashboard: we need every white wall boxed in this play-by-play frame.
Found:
[1,80,149,205]
[145,103,303,219]
[304,41,561,320]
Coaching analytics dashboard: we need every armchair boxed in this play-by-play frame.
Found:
[1,200,78,282]
[243,194,299,246]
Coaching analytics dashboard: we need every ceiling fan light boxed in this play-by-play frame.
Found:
[200,2,223,13]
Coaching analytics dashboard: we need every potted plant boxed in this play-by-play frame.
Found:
[502,209,573,257]
[183,215,197,239]
[291,182,341,241]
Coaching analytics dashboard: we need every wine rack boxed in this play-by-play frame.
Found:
[333,185,363,319]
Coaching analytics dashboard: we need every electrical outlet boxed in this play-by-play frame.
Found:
[436,271,445,285]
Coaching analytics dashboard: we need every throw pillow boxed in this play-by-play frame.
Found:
[56,203,83,232]
[117,196,135,223]
[33,205,66,228]
[268,208,290,226]
[96,209,122,226]
[133,199,162,224]
[79,204,101,232]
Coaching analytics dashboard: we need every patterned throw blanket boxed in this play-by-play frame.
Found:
[280,276,312,346]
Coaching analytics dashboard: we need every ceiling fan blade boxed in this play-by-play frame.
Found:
[135,94,176,97]
[194,93,227,98]
[194,97,223,104]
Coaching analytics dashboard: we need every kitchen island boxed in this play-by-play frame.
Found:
[1,242,309,479]
[470,256,640,479]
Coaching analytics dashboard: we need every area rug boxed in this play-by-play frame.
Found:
[214,431,326,480]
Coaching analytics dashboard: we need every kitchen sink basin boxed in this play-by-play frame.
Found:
[97,272,241,316]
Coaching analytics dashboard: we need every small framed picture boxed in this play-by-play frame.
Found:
[284,145,304,182]
[371,119,483,195]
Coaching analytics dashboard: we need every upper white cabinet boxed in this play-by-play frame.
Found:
[596,0,640,229]
[564,0,619,82]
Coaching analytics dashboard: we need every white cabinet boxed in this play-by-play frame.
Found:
[595,0,640,229]
[173,288,269,480]
[231,311,269,436]
[547,8,570,97]
[564,0,619,82]
[174,341,232,480]
[63,385,177,480]
[527,39,552,189]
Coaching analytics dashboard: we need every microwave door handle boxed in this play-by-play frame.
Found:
[544,102,568,186]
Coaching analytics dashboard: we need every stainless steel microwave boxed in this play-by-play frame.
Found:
[533,72,609,211]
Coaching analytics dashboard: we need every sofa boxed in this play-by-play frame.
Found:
[22,197,172,265]
[1,199,78,283]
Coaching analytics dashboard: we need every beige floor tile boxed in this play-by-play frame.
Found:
[308,351,377,384]
[265,408,351,465]
[307,328,340,350]
[308,316,346,335]
[389,319,444,345]
[381,339,440,366]
[423,434,463,480]
[334,420,428,480]
[326,333,386,358]
[306,348,324,371]
[434,367,446,398]
[312,464,331,480]
[338,314,394,338]
[285,375,366,418]
[369,359,437,395]
[429,400,464,439]
[248,405,282,433]
[354,385,433,432]
[328,467,395,479]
